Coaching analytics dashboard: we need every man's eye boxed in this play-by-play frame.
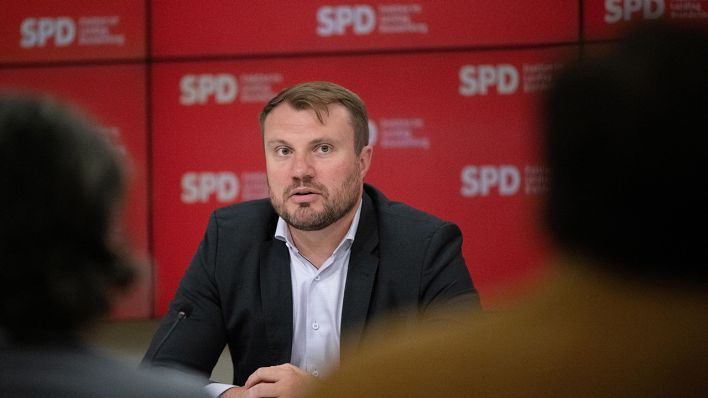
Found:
[317,144,332,153]
[276,147,291,156]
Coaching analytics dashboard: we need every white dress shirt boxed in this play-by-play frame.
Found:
[206,200,362,397]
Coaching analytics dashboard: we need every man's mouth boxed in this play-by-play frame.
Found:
[290,187,317,196]
[288,187,320,203]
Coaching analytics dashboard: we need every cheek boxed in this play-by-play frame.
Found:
[320,162,358,184]
[266,172,287,195]
[266,162,289,181]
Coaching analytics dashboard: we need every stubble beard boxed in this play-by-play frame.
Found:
[269,169,361,232]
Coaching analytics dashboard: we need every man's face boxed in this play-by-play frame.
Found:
[263,103,372,231]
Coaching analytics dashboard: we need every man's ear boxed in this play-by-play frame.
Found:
[358,145,373,178]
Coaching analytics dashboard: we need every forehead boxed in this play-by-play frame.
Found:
[263,102,353,138]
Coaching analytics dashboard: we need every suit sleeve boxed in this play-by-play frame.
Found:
[143,212,227,379]
[419,222,480,321]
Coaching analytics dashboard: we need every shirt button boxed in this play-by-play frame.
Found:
[312,370,320,378]
[312,322,319,330]
[314,275,321,281]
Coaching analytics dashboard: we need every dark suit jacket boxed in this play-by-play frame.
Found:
[145,184,478,385]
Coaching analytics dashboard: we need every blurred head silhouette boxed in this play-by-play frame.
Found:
[0,94,135,343]
[543,22,708,285]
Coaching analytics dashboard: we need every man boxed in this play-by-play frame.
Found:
[309,23,708,397]
[0,94,210,398]
[144,81,479,397]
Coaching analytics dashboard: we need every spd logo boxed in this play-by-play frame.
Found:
[460,165,520,197]
[459,65,519,96]
[20,17,76,48]
[605,0,664,23]
[317,5,376,36]
[180,74,238,106]
[181,172,240,204]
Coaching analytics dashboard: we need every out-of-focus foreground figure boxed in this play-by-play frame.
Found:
[0,94,209,398]
[310,22,708,397]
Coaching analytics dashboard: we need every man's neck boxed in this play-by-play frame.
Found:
[289,204,358,268]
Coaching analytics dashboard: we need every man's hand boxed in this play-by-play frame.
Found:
[220,364,316,398]
[219,386,249,398]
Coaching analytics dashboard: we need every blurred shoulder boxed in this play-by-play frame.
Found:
[0,345,210,398]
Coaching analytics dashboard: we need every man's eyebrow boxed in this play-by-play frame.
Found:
[267,137,337,147]
[309,138,333,146]
[266,139,290,147]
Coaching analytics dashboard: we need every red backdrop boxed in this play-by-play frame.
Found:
[2,0,705,317]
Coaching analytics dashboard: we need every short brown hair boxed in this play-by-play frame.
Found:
[259,81,369,154]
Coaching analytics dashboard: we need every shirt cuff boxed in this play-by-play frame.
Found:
[205,382,236,397]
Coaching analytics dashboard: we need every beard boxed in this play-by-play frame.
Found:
[269,168,361,232]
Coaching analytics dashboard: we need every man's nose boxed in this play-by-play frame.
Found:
[291,152,315,180]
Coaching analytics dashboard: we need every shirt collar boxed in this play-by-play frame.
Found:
[275,198,363,255]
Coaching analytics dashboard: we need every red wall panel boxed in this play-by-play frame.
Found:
[584,0,708,40]
[152,0,578,57]
[0,0,145,64]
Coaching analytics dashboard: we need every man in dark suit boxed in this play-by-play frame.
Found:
[143,81,479,397]
[0,94,209,398]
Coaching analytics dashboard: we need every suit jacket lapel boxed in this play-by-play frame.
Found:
[259,239,293,365]
[341,192,379,354]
